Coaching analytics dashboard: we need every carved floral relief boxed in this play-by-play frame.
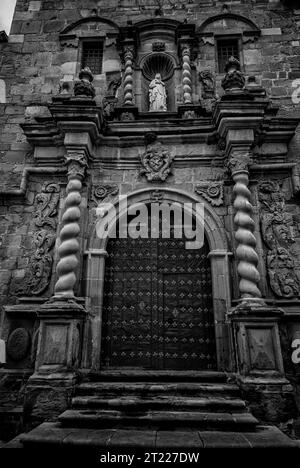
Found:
[10,182,60,297]
[258,180,300,298]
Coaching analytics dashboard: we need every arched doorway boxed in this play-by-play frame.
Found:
[100,214,217,370]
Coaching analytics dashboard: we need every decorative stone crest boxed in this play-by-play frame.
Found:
[140,134,174,182]
[258,180,300,298]
[195,182,224,206]
[10,183,60,297]
[74,67,95,99]
[92,184,119,205]
[221,57,245,92]
[199,70,215,99]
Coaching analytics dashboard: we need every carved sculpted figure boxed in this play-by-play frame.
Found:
[149,73,167,112]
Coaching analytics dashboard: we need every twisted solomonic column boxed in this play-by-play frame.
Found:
[182,45,192,104]
[53,150,87,300]
[228,151,263,302]
[123,47,134,106]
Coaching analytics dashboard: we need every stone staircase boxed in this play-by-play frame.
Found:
[10,371,299,449]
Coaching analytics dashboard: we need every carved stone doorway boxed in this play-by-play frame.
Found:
[100,219,217,370]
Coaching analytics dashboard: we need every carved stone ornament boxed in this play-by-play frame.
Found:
[140,138,174,182]
[199,70,215,99]
[74,67,95,98]
[227,151,252,174]
[259,180,300,298]
[221,57,246,92]
[106,74,122,97]
[183,110,196,120]
[92,184,119,205]
[10,183,60,297]
[65,150,88,180]
[152,42,165,52]
[120,111,135,121]
[195,182,224,206]
[150,190,164,202]
[7,328,31,362]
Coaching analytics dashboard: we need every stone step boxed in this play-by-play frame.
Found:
[19,422,299,448]
[87,370,227,383]
[59,409,258,431]
[72,395,246,413]
[76,382,240,398]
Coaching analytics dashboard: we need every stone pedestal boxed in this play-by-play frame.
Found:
[229,304,296,422]
[32,301,85,378]
[230,304,285,378]
[25,302,86,424]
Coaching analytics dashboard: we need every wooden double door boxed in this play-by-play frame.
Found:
[101,231,216,370]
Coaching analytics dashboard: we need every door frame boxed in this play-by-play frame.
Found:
[83,187,233,372]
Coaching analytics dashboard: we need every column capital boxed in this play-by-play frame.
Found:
[227,149,253,175]
[64,149,88,180]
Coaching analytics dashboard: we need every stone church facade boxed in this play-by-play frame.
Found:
[0,0,300,448]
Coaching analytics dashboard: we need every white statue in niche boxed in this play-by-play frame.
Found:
[149,73,167,112]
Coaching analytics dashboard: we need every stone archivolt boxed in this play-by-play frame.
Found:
[11,183,60,296]
[258,180,300,298]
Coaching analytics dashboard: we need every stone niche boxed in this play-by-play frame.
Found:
[135,18,182,112]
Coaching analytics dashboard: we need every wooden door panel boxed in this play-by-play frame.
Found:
[101,231,216,370]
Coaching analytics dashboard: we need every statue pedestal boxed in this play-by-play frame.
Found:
[229,303,296,422]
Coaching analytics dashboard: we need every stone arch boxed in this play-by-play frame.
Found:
[60,16,120,36]
[88,187,227,252]
[84,187,233,372]
[198,13,260,34]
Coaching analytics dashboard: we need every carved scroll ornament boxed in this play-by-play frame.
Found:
[259,180,299,298]
[11,183,60,296]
